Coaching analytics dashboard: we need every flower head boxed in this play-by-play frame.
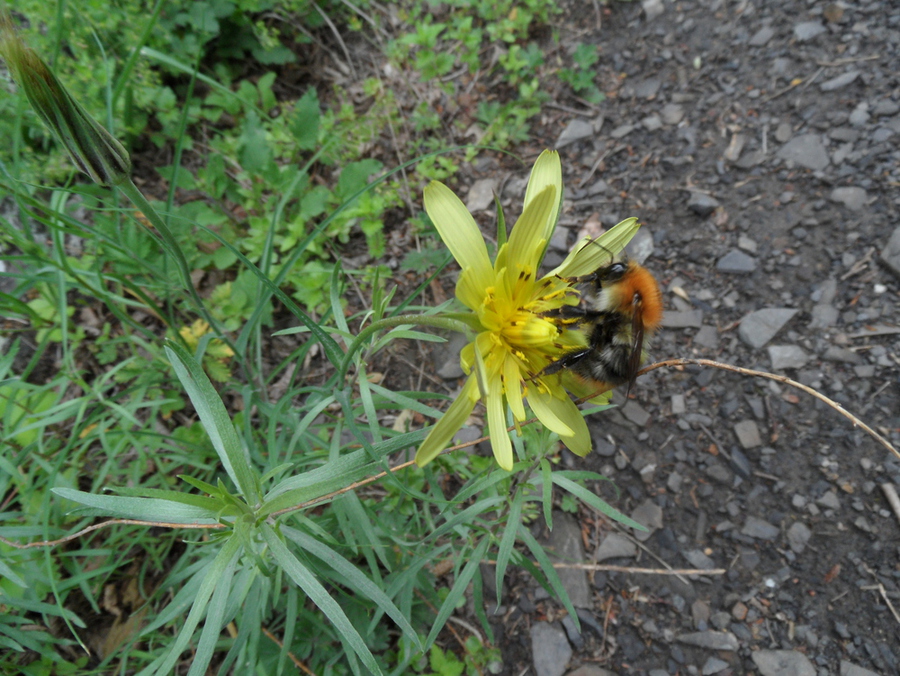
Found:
[416,150,640,470]
[0,9,131,186]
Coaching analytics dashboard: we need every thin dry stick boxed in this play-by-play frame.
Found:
[861,584,900,626]
[880,483,900,525]
[538,562,724,576]
[0,518,222,550]
[639,358,900,462]
[262,627,318,676]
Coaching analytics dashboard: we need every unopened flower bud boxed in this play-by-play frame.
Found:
[0,10,131,186]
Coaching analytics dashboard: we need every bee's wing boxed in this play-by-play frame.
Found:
[624,296,646,396]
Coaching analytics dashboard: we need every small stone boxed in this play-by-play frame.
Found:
[556,119,595,148]
[567,667,617,676]
[822,346,863,364]
[749,26,775,46]
[667,471,684,493]
[717,249,757,273]
[642,0,665,21]
[610,124,634,139]
[692,599,711,626]
[738,308,798,348]
[849,102,869,127]
[683,549,716,570]
[676,631,739,651]
[688,192,720,217]
[777,134,830,171]
[830,186,868,211]
[881,227,900,280]
[752,650,816,676]
[775,121,793,143]
[547,512,592,608]
[731,601,748,620]
[840,661,881,676]
[793,21,826,41]
[671,394,686,415]
[817,491,841,510]
[734,420,762,449]
[595,533,638,562]
[703,657,730,675]
[767,345,810,369]
[631,499,664,542]
[787,521,812,554]
[706,463,733,485]
[873,100,900,117]
[621,400,651,426]
[661,103,684,125]
[531,622,572,676]
[738,235,758,253]
[465,178,497,212]
[808,304,839,329]
[742,516,780,540]
[819,71,861,92]
[694,325,719,348]
[642,114,663,131]
[662,310,704,328]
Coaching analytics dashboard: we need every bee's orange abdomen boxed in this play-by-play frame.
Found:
[616,263,663,330]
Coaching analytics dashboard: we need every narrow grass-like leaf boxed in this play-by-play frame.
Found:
[429,497,505,541]
[282,525,421,649]
[540,459,553,530]
[52,488,220,523]
[495,488,524,604]
[517,525,579,631]
[551,474,645,531]
[165,342,261,504]
[137,532,243,676]
[261,523,383,676]
[424,537,490,649]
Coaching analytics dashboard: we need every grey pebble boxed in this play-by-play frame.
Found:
[661,103,684,125]
[694,325,719,348]
[621,400,651,426]
[465,178,497,212]
[749,26,775,46]
[642,114,663,131]
[775,121,793,143]
[595,533,638,562]
[808,304,839,329]
[819,71,860,92]
[560,614,584,651]
[662,310,704,328]
[566,666,618,676]
[631,499,664,542]
[840,661,881,676]
[734,419,762,449]
[830,186,868,211]
[752,649,816,676]
[703,657,730,675]
[643,0,665,21]
[793,22,826,41]
[738,308,798,348]
[873,100,900,117]
[717,249,757,273]
[878,227,900,280]
[768,345,809,369]
[742,516,779,540]
[557,119,595,148]
[817,490,841,510]
[610,124,634,139]
[683,549,717,570]
[849,102,870,127]
[786,521,812,553]
[688,192,720,217]
[547,511,592,608]
[531,622,572,676]
[706,463,733,485]
[675,630,739,651]
[777,134,830,171]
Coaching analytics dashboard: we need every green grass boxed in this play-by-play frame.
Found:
[0,1,640,673]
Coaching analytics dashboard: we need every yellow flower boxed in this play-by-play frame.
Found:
[0,9,131,186]
[415,150,640,471]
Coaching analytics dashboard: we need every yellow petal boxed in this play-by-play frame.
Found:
[523,150,563,243]
[415,376,479,467]
[531,391,592,456]
[505,184,556,284]
[424,181,493,289]
[455,267,487,312]
[550,217,640,278]
[486,378,513,471]
[527,388,574,437]
[503,354,526,422]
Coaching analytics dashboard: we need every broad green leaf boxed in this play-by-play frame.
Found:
[52,488,220,523]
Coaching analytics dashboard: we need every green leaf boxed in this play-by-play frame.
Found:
[261,524,383,676]
[424,537,490,649]
[291,88,320,150]
[517,525,579,631]
[337,159,383,200]
[165,342,261,504]
[238,111,271,172]
[281,525,421,650]
[495,489,524,604]
[52,488,220,523]
[551,474,645,531]
[540,459,553,530]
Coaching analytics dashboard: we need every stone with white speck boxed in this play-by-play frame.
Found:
[793,22,826,41]
[661,103,684,125]
[642,0,665,21]
[817,491,841,510]
[787,521,812,554]
[717,249,757,273]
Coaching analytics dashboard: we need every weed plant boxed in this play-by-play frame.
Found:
[0,2,639,674]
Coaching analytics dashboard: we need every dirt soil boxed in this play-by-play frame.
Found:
[435,1,900,675]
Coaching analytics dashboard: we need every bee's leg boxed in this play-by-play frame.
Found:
[538,348,593,377]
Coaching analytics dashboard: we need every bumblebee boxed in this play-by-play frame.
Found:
[541,259,663,393]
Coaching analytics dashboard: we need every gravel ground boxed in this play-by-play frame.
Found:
[446,1,900,674]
